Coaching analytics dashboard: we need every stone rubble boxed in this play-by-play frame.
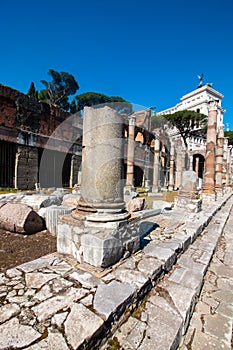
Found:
[0,192,232,349]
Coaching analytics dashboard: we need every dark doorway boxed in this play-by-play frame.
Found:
[0,141,16,188]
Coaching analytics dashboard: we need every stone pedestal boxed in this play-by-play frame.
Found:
[57,106,143,268]
[174,170,202,213]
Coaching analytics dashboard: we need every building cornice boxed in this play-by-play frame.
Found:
[181,85,224,101]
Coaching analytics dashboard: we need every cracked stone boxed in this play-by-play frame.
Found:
[0,317,41,348]
[0,303,20,324]
[25,272,58,289]
[64,303,104,349]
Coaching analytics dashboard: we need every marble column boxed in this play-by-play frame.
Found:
[125,115,136,189]
[222,138,228,186]
[152,138,160,192]
[202,100,218,196]
[75,106,128,224]
[215,125,224,193]
[168,144,175,191]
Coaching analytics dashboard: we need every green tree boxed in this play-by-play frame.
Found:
[27,82,38,98]
[73,92,132,114]
[224,131,233,146]
[38,69,79,111]
[161,110,207,147]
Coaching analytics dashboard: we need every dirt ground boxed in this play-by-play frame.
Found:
[0,229,57,273]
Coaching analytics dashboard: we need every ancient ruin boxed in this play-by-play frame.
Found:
[57,106,143,268]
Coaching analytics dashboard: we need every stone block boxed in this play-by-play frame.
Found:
[45,205,74,236]
[81,232,124,268]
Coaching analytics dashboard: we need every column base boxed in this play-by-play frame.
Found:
[57,213,142,268]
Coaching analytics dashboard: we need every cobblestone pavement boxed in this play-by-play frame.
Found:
[179,204,233,349]
[0,193,232,350]
[102,196,233,350]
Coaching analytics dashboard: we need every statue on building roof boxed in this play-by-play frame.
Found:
[197,73,204,88]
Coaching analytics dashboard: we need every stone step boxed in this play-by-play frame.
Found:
[0,192,232,349]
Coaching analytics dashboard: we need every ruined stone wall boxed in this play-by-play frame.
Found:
[15,146,38,190]
[0,84,82,189]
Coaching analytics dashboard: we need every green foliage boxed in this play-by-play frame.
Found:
[162,110,207,147]
[39,69,79,111]
[151,114,168,130]
[27,82,38,99]
[73,91,132,114]
[224,131,233,146]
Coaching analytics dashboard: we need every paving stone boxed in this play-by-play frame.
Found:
[64,302,104,349]
[69,270,100,289]
[25,272,58,289]
[178,252,207,274]
[94,280,135,319]
[32,287,87,322]
[111,316,147,349]
[216,301,233,318]
[47,261,73,276]
[27,330,69,350]
[203,313,233,343]
[209,290,233,304]
[0,317,41,348]
[0,303,20,324]
[49,277,73,293]
[168,266,203,293]
[5,267,22,278]
[51,311,69,328]
[138,302,183,350]
[112,268,148,289]
[158,280,197,332]
[144,242,176,271]
[137,257,163,279]
[33,284,53,302]
[187,330,231,349]
[17,255,57,273]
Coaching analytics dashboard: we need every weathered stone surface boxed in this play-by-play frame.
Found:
[144,242,176,271]
[32,287,86,322]
[25,272,58,289]
[27,330,69,350]
[81,232,124,268]
[112,316,147,349]
[69,270,100,289]
[127,197,145,213]
[152,200,172,211]
[112,268,148,289]
[139,302,183,350]
[45,205,74,236]
[204,314,232,344]
[168,266,203,293]
[17,255,57,273]
[64,303,104,349]
[0,303,20,324]
[137,257,163,279]
[51,311,69,328]
[94,280,135,319]
[0,202,45,234]
[0,317,41,348]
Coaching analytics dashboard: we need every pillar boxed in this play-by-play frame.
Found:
[125,115,136,189]
[168,144,175,191]
[215,125,224,193]
[152,138,160,192]
[75,106,129,224]
[202,100,218,196]
[222,138,228,186]
[226,145,231,187]
[189,155,193,171]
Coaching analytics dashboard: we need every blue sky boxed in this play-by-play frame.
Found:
[1,0,233,128]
